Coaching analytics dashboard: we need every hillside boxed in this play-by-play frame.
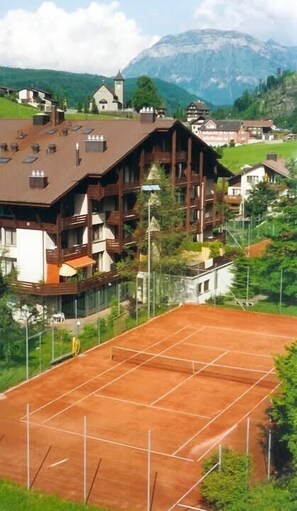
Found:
[227,71,297,128]
[0,97,37,118]
[220,139,297,173]
[124,29,297,105]
[0,66,199,115]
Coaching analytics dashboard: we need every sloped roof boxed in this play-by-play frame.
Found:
[114,70,124,81]
[200,119,242,131]
[242,120,273,128]
[228,157,288,184]
[0,117,230,207]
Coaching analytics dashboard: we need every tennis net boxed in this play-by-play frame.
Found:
[111,346,277,388]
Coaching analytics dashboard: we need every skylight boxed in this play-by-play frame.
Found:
[22,156,37,164]
[0,157,10,164]
[82,127,94,135]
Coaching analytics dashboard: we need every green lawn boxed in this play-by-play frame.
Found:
[0,97,37,118]
[0,480,110,511]
[220,140,297,173]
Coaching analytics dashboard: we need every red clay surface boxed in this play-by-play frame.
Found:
[1,304,297,511]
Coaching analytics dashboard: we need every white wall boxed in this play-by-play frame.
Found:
[17,229,44,282]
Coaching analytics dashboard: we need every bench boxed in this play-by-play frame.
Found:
[51,352,74,365]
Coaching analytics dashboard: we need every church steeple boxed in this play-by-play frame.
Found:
[114,70,124,109]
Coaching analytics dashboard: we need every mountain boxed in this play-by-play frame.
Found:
[123,29,297,105]
[0,66,199,115]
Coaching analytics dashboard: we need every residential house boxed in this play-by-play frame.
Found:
[92,71,124,112]
[17,88,58,113]
[191,118,249,147]
[186,101,210,123]
[242,120,274,141]
[0,108,231,318]
[226,153,288,215]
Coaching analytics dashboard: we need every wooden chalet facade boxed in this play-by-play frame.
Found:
[0,109,230,318]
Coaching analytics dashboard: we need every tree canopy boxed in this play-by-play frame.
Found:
[132,75,162,112]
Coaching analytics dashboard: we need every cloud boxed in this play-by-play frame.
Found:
[0,1,159,75]
[193,0,297,46]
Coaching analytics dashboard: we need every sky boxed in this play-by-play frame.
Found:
[0,1,297,76]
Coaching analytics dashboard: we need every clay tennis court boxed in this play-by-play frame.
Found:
[0,304,296,511]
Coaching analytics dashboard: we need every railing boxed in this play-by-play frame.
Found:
[106,237,136,253]
[144,150,187,165]
[106,210,139,225]
[46,244,88,264]
[60,214,87,230]
[205,193,215,202]
[123,181,141,193]
[11,270,121,296]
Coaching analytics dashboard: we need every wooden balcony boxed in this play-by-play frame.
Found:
[205,193,215,202]
[60,214,87,230]
[106,237,136,254]
[106,210,138,225]
[123,181,141,193]
[88,182,118,200]
[46,244,88,264]
[144,150,187,165]
[11,270,121,297]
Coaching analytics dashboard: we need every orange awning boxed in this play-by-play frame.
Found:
[66,256,96,269]
[59,256,96,277]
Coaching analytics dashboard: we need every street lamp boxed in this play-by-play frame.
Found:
[141,184,161,318]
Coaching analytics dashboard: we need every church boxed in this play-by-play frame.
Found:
[92,71,124,112]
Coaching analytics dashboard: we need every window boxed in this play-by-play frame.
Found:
[247,176,259,184]
[93,224,103,241]
[3,258,17,275]
[5,228,16,246]
[204,280,210,292]
[197,283,202,295]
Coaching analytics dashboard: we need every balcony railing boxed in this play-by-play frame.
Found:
[46,244,88,264]
[106,210,138,225]
[123,181,141,193]
[11,270,121,296]
[225,195,242,204]
[60,214,88,230]
[106,237,136,253]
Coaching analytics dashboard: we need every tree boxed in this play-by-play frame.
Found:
[134,165,188,274]
[201,448,251,511]
[271,341,297,469]
[244,181,278,218]
[132,75,162,112]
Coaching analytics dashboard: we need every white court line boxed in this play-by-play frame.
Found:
[184,342,272,359]
[94,393,211,420]
[150,349,229,407]
[196,382,281,463]
[39,327,201,425]
[21,324,195,421]
[27,420,195,464]
[172,366,275,456]
[196,322,296,340]
[49,458,68,468]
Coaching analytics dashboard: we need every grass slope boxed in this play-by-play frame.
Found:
[0,480,110,511]
[0,97,37,118]
[220,140,297,173]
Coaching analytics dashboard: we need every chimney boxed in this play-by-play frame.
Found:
[61,127,68,136]
[140,106,156,123]
[0,142,8,152]
[47,143,57,154]
[75,142,80,166]
[10,143,19,153]
[267,153,277,161]
[85,134,107,152]
[31,143,40,154]
[29,170,48,189]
